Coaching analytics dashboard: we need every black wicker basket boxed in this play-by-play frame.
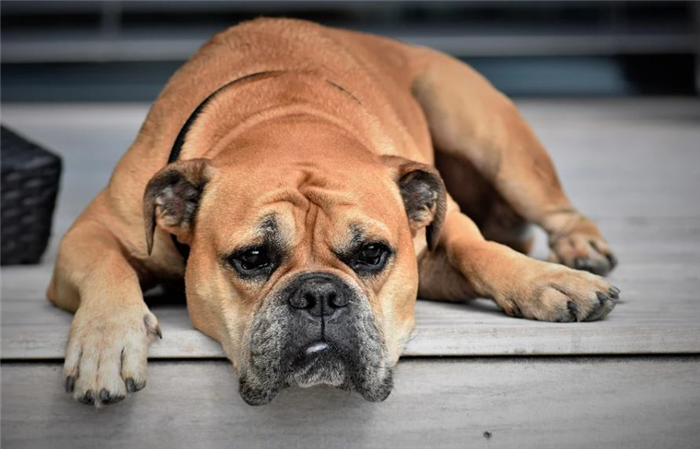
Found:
[1,126,62,265]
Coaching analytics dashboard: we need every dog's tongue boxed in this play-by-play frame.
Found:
[304,342,329,356]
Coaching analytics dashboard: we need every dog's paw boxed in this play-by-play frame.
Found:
[502,263,620,322]
[548,215,617,276]
[63,304,161,407]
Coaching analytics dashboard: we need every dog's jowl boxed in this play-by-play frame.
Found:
[48,18,620,406]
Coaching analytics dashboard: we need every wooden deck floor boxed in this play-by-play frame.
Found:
[2,98,699,448]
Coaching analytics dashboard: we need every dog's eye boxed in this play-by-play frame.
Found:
[358,244,384,265]
[229,247,274,277]
[239,249,270,270]
[351,243,390,274]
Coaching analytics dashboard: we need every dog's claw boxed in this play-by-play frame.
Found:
[144,314,162,339]
[596,292,609,303]
[79,390,95,405]
[98,388,125,405]
[567,301,580,321]
[64,376,76,393]
[125,377,145,393]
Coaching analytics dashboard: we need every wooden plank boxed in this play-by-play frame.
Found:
[3,214,699,359]
[2,312,698,359]
[2,100,699,359]
[2,100,698,246]
[2,358,699,449]
[1,99,697,263]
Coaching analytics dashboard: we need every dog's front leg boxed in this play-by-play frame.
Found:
[424,209,620,322]
[48,216,161,407]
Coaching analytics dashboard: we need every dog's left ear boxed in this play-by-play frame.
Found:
[382,156,446,251]
[143,158,213,255]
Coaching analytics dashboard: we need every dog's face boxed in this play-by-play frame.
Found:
[144,122,445,404]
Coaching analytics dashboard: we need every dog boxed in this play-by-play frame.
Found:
[48,18,619,407]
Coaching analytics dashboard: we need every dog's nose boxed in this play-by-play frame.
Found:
[289,275,349,317]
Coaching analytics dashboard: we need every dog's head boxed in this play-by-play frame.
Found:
[143,120,445,404]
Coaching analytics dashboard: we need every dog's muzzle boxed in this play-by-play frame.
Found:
[239,272,393,405]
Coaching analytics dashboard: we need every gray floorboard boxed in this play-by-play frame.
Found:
[2,358,699,449]
[2,98,699,448]
[2,99,699,359]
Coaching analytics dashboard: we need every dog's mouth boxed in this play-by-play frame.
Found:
[239,337,394,406]
[288,341,351,388]
[238,290,394,406]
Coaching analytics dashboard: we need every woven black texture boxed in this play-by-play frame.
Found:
[1,126,62,265]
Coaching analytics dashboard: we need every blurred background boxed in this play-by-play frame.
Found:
[2,0,699,101]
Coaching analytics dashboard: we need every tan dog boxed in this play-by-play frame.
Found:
[48,18,619,407]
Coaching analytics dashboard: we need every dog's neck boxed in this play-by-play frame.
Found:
[172,71,398,163]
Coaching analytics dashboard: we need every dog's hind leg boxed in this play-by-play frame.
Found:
[47,196,160,407]
[434,150,535,256]
[410,50,616,275]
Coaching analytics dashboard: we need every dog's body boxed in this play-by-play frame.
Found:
[48,19,619,406]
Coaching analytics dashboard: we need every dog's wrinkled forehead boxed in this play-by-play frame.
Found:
[201,165,400,256]
[246,211,387,249]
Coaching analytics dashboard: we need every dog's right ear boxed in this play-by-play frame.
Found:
[382,155,447,251]
[143,158,213,255]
